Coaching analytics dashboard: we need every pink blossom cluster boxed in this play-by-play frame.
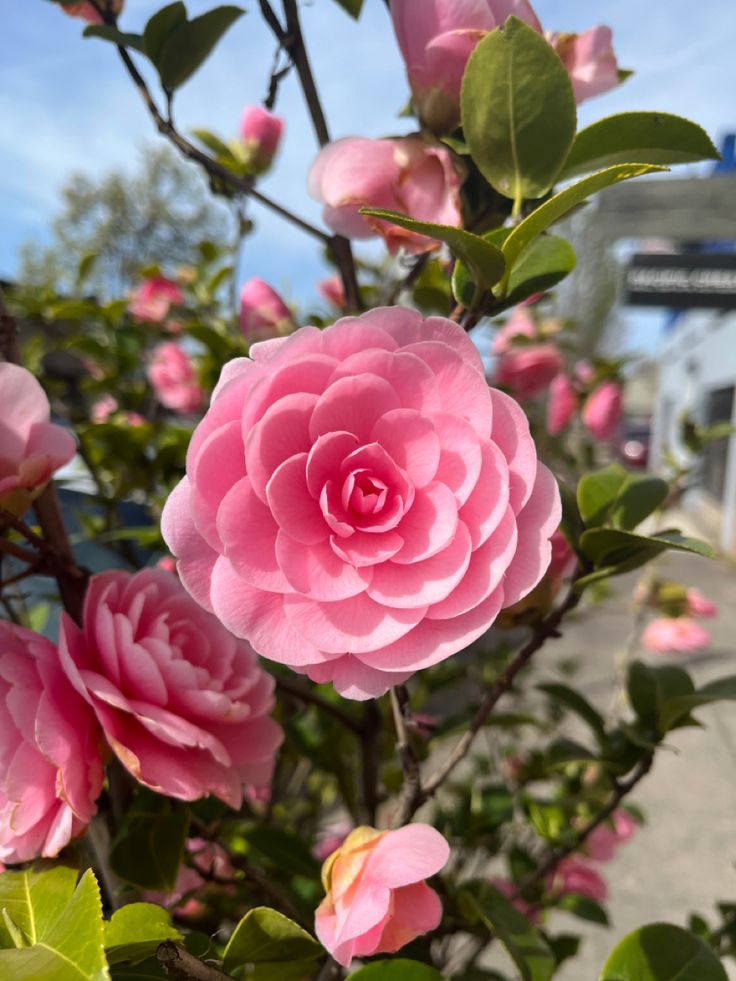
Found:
[389,0,620,134]
[162,308,561,700]
[0,569,283,864]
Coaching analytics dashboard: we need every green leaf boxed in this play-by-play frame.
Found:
[538,683,606,741]
[561,112,720,181]
[577,465,629,527]
[460,881,555,981]
[222,908,321,973]
[110,803,189,891]
[611,476,669,531]
[104,904,181,966]
[350,961,444,980]
[627,662,694,731]
[500,164,666,292]
[158,6,245,91]
[658,676,736,733]
[143,2,187,65]
[359,208,505,296]
[558,894,609,926]
[452,232,576,310]
[331,0,365,17]
[580,528,714,570]
[460,17,576,202]
[245,827,320,879]
[191,128,240,163]
[83,25,147,52]
[111,964,166,980]
[0,870,109,981]
[600,922,728,980]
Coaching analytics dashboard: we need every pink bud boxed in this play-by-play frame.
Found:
[240,106,284,173]
[641,617,711,654]
[59,0,124,24]
[546,374,578,435]
[492,309,537,355]
[685,588,717,619]
[308,136,463,254]
[495,344,564,400]
[239,278,294,337]
[318,275,346,310]
[548,26,620,104]
[91,395,118,423]
[582,381,622,441]
[147,342,203,414]
[129,277,184,324]
[548,857,608,903]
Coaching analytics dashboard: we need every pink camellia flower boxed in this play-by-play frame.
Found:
[161,308,561,700]
[548,26,620,103]
[584,809,637,862]
[0,363,76,511]
[129,276,184,323]
[495,344,564,400]
[91,395,118,423]
[491,309,537,356]
[0,621,105,864]
[60,0,124,24]
[148,342,203,414]
[240,106,284,173]
[308,137,463,255]
[319,275,346,310]
[58,569,284,807]
[546,374,578,436]
[548,856,608,903]
[389,0,543,133]
[582,380,622,441]
[686,588,717,619]
[240,278,295,338]
[315,824,449,967]
[641,617,711,655]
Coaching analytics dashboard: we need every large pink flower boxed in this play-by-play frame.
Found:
[148,342,204,414]
[315,824,449,967]
[390,0,542,132]
[308,137,463,254]
[0,363,76,511]
[0,621,104,864]
[548,27,620,104]
[129,276,183,323]
[641,617,711,655]
[162,308,561,700]
[58,569,284,807]
[495,344,564,400]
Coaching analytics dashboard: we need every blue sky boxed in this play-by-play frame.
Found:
[2,0,734,352]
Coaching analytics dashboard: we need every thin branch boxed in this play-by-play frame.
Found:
[157,942,234,981]
[361,701,381,825]
[390,686,422,827]
[393,588,582,825]
[33,485,89,625]
[281,0,330,145]
[385,252,431,305]
[0,537,39,565]
[275,674,363,736]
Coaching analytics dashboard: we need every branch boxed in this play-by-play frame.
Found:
[33,485,89,625]
[392,588,582,825]
[157,942,234,981]
[390,686,421,828]
[361,701,381,825]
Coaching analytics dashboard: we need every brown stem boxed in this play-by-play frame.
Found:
[275,675,363,736]
[361,701,381,825]
[0,537,39,565]
[157,942,234,981]
[390,687,422,828]
[393,588,582,825]
[33,485,88,625]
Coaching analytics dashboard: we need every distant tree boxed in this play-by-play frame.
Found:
[19,144,233,297]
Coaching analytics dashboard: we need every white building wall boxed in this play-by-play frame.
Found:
[652,310,736,554]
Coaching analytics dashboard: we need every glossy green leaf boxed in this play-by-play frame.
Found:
[600,922,728,980]
[461,17,576,201]
[142,2,187,65]
[558,894,609,926]
[245,827,320,879]
[0,870,108,981]
[658,676,736,733]
[561,112,720,181]
[332,0,365,17]
[158,6,245,91]
[611,476,669,530]
[577,465,629,527]
[110,804,189,891]
[538,683,606,741]
[222,908,321,973]
[460,881,555,981]
[580,528,714,570]
[627,662,694,731]
[452,233,575,310]
[350,961,444,980]
[501,164,666,292]
[558,479,584,549]
[359,208,505,296]
[83,25,147,53]
[104,904,181,966]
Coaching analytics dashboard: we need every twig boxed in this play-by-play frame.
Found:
[385,252,431,305]
[520,753,654,896]
[390,686,422,828]
[33,485,89,625]
[393,588,582,825]
[157,942,234,981]
[0,537,39,565]
[361,701,381,824]
[275,674,363,736]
